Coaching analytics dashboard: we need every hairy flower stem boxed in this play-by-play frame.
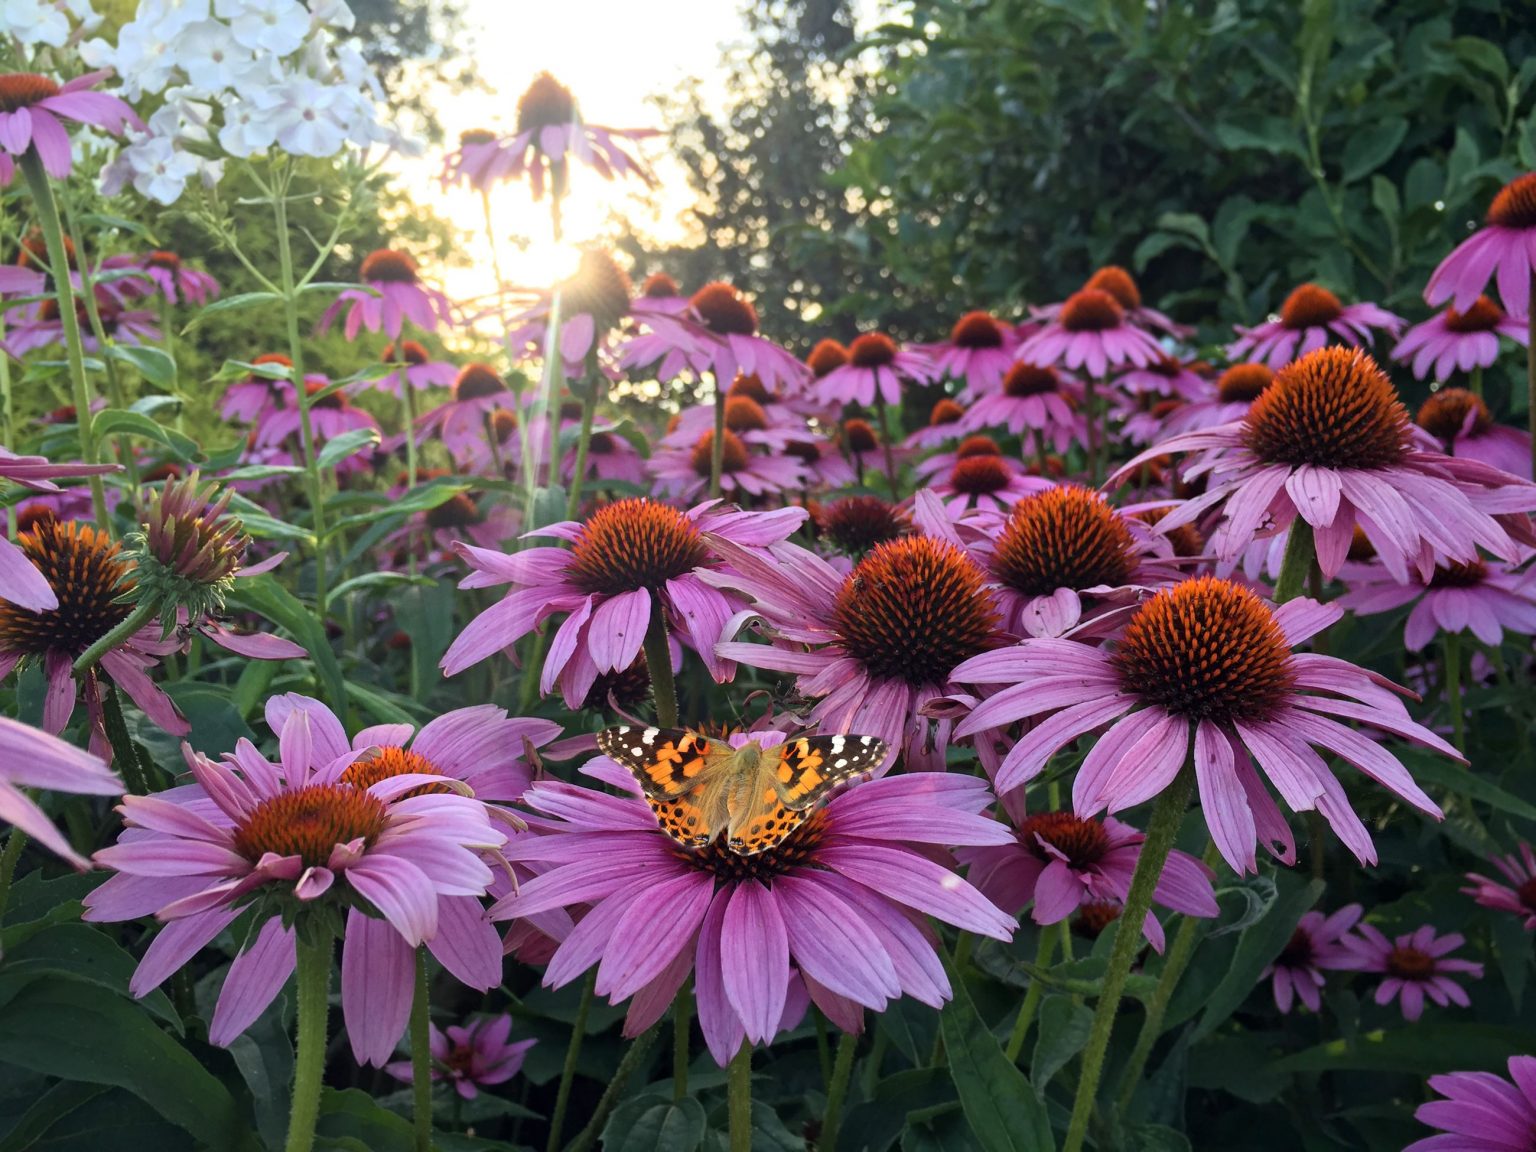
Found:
[710,373,726,500]
[1114,838,1220,1114]
[17,150,109,529]
[411,949,433,1152]
[286,933,333,1152]
[1004,922,1061,1062]
[821,1030,857,1151]
[100,685,150,796]
[643,605,680,728]
[566,388,597,523]
[1063,765,1195,1152]
[545,970,594,1152]
[400,365,419,494]
[73,601,156,677]
[672,985,691,1101]
[1272,521,1317,605]
[728,1041,753,1152]
[565,1028,660,1152]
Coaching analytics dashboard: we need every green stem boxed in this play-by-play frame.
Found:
[672,984,691,1101]
[545,971,594,1152]
[728,1041,753,1152]
[100,684,150,796]
[411,949,433,1152]
[874,393,901,500]
[74,601,156,677]
[564,1026,660,1152]
[17,150,109,528]
[401,365,419,494]
[1273,520,1316,605]
[1114,839,1219,1114]
[0,827,27,924]
[1444,632,1465,755]
[285,932,333,1152]
[710,372,725,501]
[1470,364,1484,401]
[1084,378,1100,486]
[1004,923,1060,1062]
[643,604,679,728]
[1063,766,1195,1152]
[821,1030,857,1152]
[566,388,597,523]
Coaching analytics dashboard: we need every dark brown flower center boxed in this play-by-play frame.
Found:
[1242,348,1409,470]
[1279,283,1343,330]
[1487,173,1536,229]
[1004,363,1061,398]
[582,656,652,711]
[459,127,496,147]
[1059,289,1124,333]
[1084,266,1141,310]
[1112,577,1296,723]
[231,784,390,868]
[424,493,483,530]
[950,312,1005,348]
[949,455,1012,495]
[993,488,1136,596]
[676,809,829,878]
[816,496,912,554]
[1417,387,1491,440]
[929,399,965,426]
[807,339,849,377]
[1130,507,1203,559]
[517,72,577,132]
[454,364,506,402]
[640,272,680,298]
[729,373,770,404]
[146,250,181,271]
[1430,558,1487,588]
[842,419,879,453]
[689,283,758,336]
[1385,944,1437,981]
[1217,363,1274,404]
[724,396,768,433]
[1443,296,1505,333]
[567,498,708,595]
[340,746,453,798]
[849,332,898,368]
[1277,926,1315,969]
[0,73,60,113]
[1519,877,1536,912]
[1017,811,1111,869]
[360,249,419,284]
[956,435,1000,460]
[1073,900,1121,939]
[832,537,999,686]
[305,381,347,410]
[490,410,519,441]
[0,521,132,658]
[560,249,631,333]
[689,431,749,476]
[383,340,429,366]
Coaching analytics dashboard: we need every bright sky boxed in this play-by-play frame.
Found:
[401,0,750,302]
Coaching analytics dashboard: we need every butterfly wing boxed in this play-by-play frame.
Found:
[726,734,889,856]
[596,726,722,849]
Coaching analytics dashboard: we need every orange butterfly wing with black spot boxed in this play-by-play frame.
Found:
[597,726,718,848]
[727,734,890,855]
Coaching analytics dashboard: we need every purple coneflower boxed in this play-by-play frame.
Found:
[903,398,968,451]
[1416,387,1531,479]
[1018,288,1163,378]
[1393,296,1528,380]
[220,353,296,424]
[925,451,1051,518]
[85,698,507,1054]
[505,247,635,373]
[1161,362,1274,437]
[951,576,1457,874]
[917,311,1016,398]
[1115,354,1209,400]
[649,429,805,503]
[1032,267,1190,338]
[414,363,521,464]
[1427,173,1536,314]
[1463,842,1536,930]
[0,446,118,612]
[0,71,137,178]
[815,332,934,408]
[496,760,1015,1064]
[1406,1055,1536,1152]
[386,1013,536,1100]
[0,715,119,868]
[1259,904,1363,1013]
[623,282,805,393]
[959,362,1087,454]
[372,340,458,397]
[1346,922,1483,1021]
[1226,283,1404,369]
[319,249,456,341]
[254,379,380,453]
[103,250,219,307]
[1338,554,1536,651]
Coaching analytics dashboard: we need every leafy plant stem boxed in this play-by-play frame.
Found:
[100,683,150,796]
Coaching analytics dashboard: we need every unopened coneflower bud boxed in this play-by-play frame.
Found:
[124,473,251,625]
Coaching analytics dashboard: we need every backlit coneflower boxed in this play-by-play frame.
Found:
[665,392,813,456]
[838,417,891,480]
[496,72,657,204]
[220,353,296,424]
[980,486,1181,638]
[1118,348,1536,583]
[372,339,458,396]
[635,270,688,313]
[1226,283,1404,370]
[319,248,456,340]
[1415,386,1531,478]
[381,483,520,568]
[1031,266,1191,337]
[649,429,805,502]
[1337,555,1536,651]
[441,498,805,703]
[1345,923,1483,1021]
[960,792,1217,951]
[0,71,137,178]
[255,379,380,453]
[951,576,1458,874]
[1114,354,1209,400]
[903,398,968,451]
[1427,173,1536,314]
[506,247,635,371]
[1393,296,1528,381]
[0,519,187,754]
[814,331,934,408]
[918,311,1016,398]
[622,281,806,391]
[0,715,119,869]
[1162,362,1274,437]
[385,1013,536,1100]
[1258,904,1364,1013]
[438,126,509,193]
[814,496,912,559]
[709,534,1003,771]
[1018,288,1164,378]
[413,363,519,463]
[806,338,850,381]
[1463,842,1536,930]
[85,699,507,1052]
[0,446,119,612]
[1406,1056,1536,1152]
[927,451,1052,517]
[124,250,220,307]
[496,759,1015,1063]
[959,362,1087,453]
[561,425,647,489]
[784,437,855,489]
[1112,394,1185,449]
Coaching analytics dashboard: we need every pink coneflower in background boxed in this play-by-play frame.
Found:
[254,380,380,452]
[504,248,635,373]
[919,311,1016,398]
[1346,923,1483,1021]
[1226,282,1404,369]
[386,1014,536,1100]
[1406,1055,1536,1152]
[85,700,507,1052]
[5,289,159,355]
[0,71,138,178]
[373,340,458,397]
[623,282,805,392]
[1337,555,1536,650]
[649,429,805,503]
[381,481,520,568]
[709,533,1004,771]
[1119,348,1536,582]
[220,354,296,424]
[414,363,521,463]
[1161,362,1274,437]
[904,398,968,451]
[1393,296,1528,380]
[959,362,1086,453]
[1463,842,1536,930]
[1115,354,1209,400]
[926,451,1051,518]
[562,425,647,488]
[441,498,805,703]
[960,795,1217,951]
[1018,288,1163,377]
[120,250,220,307]
[319,249,456,340]
[0,447,119,612]
[0,265,43,294]
[1032,266,1190,337]
[0,715,119,868]
[1415,387,1531,478]
[497,72,657,201]
[1427,172,1536,314]
[951,577,1457,874]
[439,127,509,193]
[497,762,1015,1063]
[815,332,934,408]
[1259,904,1363,1013]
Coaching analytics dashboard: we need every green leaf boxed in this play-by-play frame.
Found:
[1030,996,1093,1088]
[1402,752,1536,822]
[1445,127,1481,199]
[105,345,177,390]
[128,394,184,419]
[2,923,180,1031]
[327,572,433,600]
[218,464,306,482]
[5,1086,197,1151]
[315,1087,412,1152]
[0,1080,111,1152]
[1272,1024,1531,1075]
[90,409,201,463]
[226,575,346,712]
[1192,877,1323,1042]
[938,952,1055,1152]
[1452,36,1509,84]
[1127,1124,1193,1152]
[323,482,470,538]
[0,980,256,1150]
[316,427,381,469]
[227,1002,294,1152]
[186,291,281,326]
[604,1095,706,1152]
[1341,118,1407,183]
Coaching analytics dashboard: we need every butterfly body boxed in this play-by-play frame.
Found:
[596,726,888,855]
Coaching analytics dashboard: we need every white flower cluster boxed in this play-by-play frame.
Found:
[1,0,100,50]
[80,0,415,205]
